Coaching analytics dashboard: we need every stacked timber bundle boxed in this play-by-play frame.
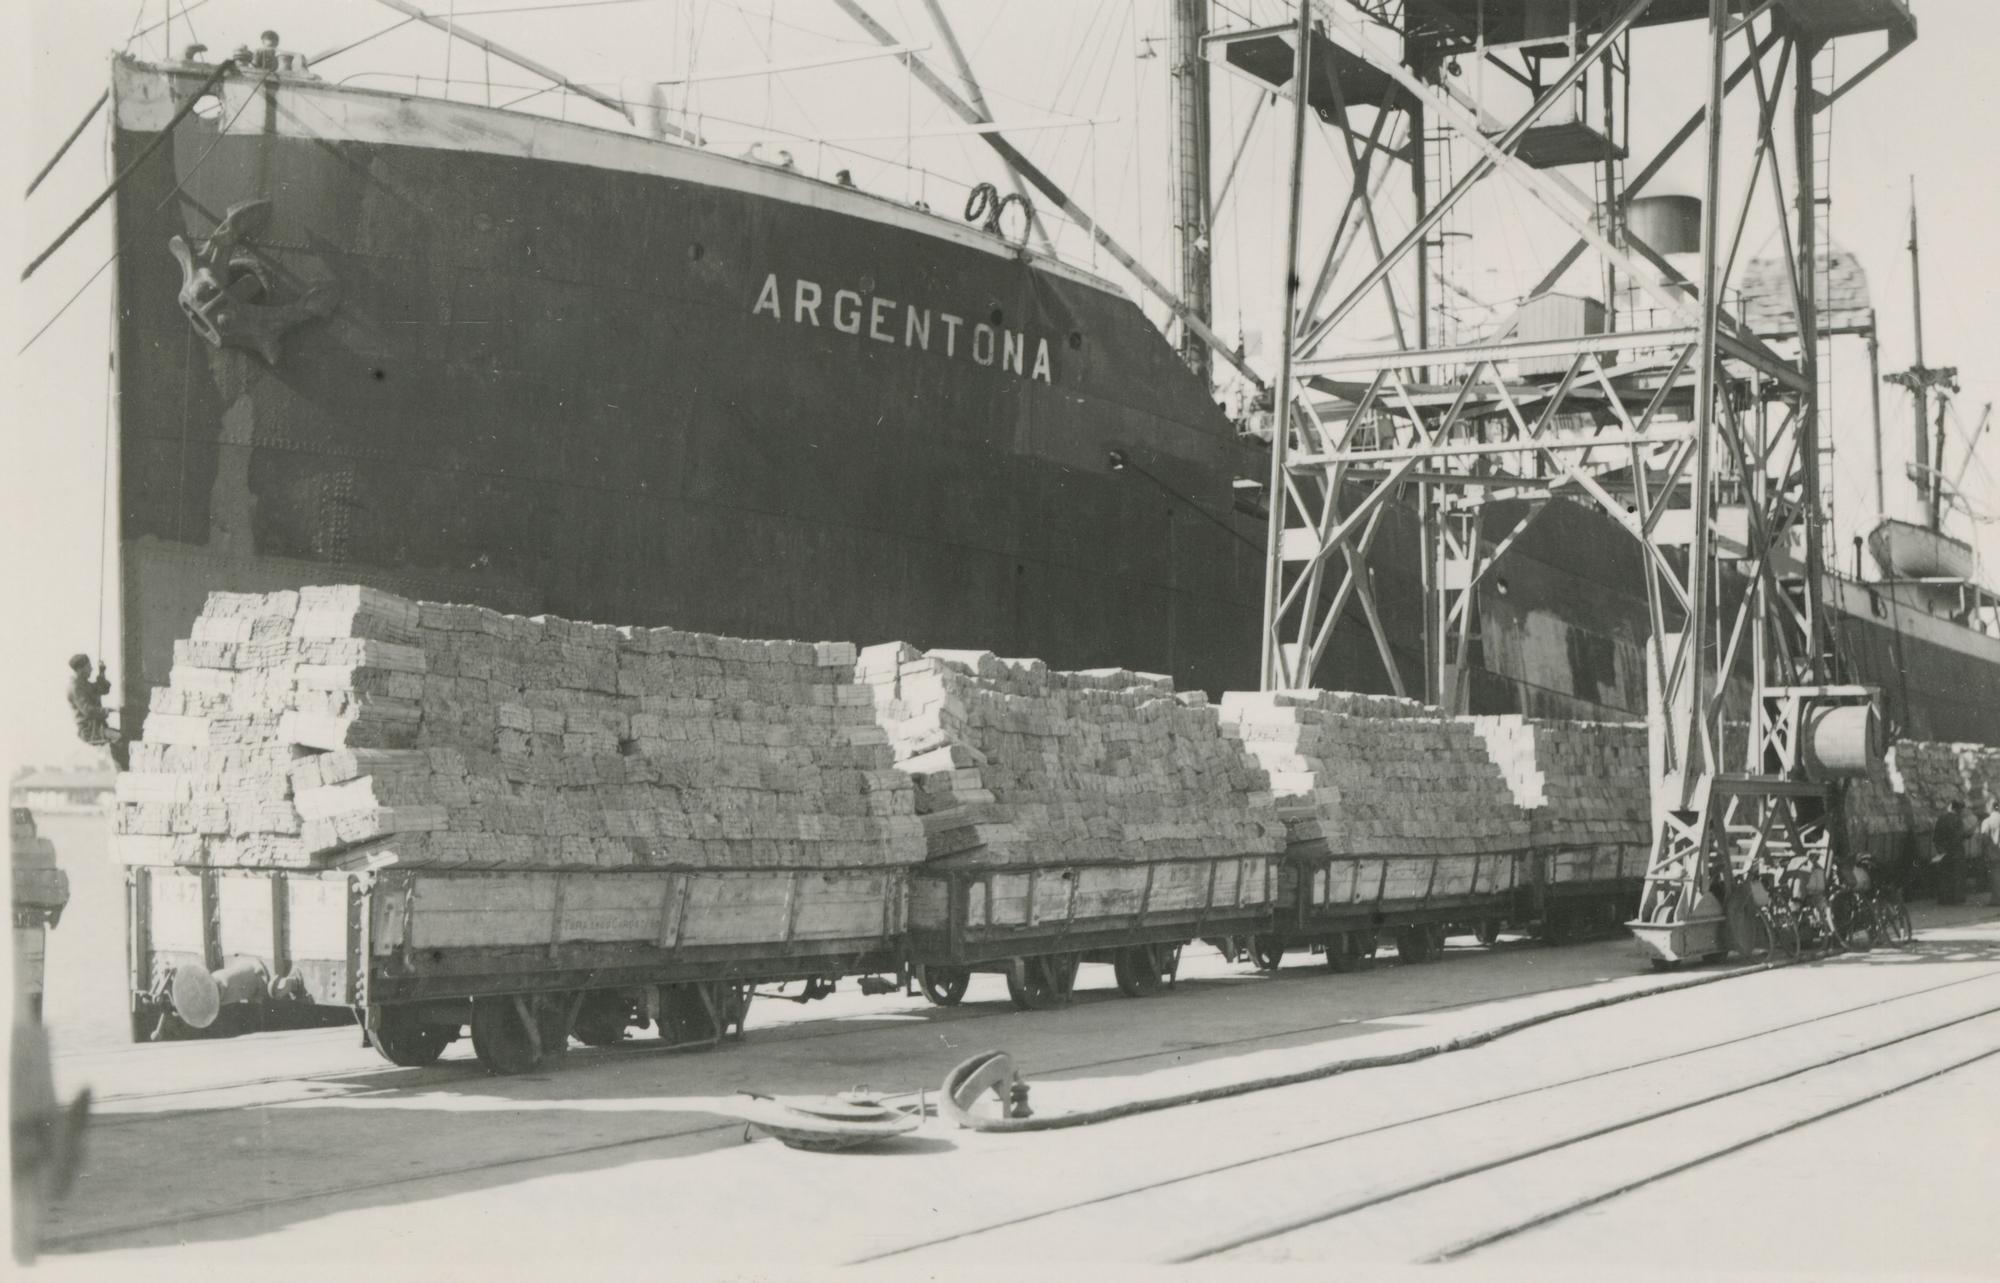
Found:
[10,808,70,919]
[113,587,925,871]
[1470,716,1652,848]
[1894,740,2000,816]
[1217,690,1532,856]
[1849,740,2000,841]
[857,644,1287,866]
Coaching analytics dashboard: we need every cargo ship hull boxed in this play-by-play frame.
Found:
[109,57,1282,720]
[107,56,1997,746]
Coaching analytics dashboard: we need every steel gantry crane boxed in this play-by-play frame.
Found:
[1209,0,1915,965]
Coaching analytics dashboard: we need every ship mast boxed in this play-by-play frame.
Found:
[1168,0,1213,383]
[1887,181,1959,532]
[1908,187,1934,529]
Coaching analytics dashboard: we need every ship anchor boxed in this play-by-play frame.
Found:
[168,199,336,365]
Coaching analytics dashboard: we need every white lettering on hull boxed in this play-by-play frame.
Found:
[751,273,1055,384]
[832,289,863,335]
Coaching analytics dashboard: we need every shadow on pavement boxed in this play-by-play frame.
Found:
[38,929,1818,1256]
[43,995,1425,1255]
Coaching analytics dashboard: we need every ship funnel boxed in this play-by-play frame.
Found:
[1628,195,1702,256]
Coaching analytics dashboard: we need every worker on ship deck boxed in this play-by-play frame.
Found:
[66,654,126,772]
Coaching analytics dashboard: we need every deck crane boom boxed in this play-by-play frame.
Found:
[1209,0,1916,965]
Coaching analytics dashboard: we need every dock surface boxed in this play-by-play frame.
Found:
[29,892,2000,1278]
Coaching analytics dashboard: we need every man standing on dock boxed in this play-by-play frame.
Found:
[1931,800,1968,906]
[1975,799,2000,906]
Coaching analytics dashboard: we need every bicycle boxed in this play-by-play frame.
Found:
[1832,862,1913,950]
[1869,885,1914,948]
[1753,859,1837,960]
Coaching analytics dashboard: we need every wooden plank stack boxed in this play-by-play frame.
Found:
[1469,716,1652,848]
[1847,739,2000,842]
[11,808,70,917]
[113,587,925,871]
[1219,690,1532,857]
[858,644,1288,867]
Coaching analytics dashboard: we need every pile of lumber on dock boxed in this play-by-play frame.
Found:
[858,644,1288,867]
[113,587,925,871]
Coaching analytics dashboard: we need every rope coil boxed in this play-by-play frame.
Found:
[963,181,1034,244]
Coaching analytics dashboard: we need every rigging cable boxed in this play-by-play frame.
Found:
[1055,9,1122,207]
[97,327,116,661]
[1113,456,1263,554]
[22,61,231,283]
[24,91,109,200]
[124,0,152,48]
[21,67,272,356]
[451,0,665,16]
[310,17,419,68]
[128,0,212,56]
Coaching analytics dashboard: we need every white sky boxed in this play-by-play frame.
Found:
[5,0,1997,776]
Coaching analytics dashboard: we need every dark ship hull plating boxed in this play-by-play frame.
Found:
[108,57,1997,747]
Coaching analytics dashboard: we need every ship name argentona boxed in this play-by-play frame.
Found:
[752,274,1055,384]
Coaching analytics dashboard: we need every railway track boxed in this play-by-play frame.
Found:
[864,963,2000,1265]
[45,942,2000,1259]
[45,937,1727,1251]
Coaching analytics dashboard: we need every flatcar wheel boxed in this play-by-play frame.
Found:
[1474,919,1501,947]
[719,984,753,1039]
[1540,907,1574,946]
[658,985,719,1048]
[1249,936,1286,972]
[367,1008,458,1067]
[470,995,543,1075]
[1006,954,1077,1011]
[1324,931,1372,973]
[1114,944,1179,997]
[919,966,971,1007]
[1393,924,1440,965]
[536,996,573,1063]
[572,991,630,1047]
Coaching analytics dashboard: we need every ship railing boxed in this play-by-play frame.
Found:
[1872,577,2000,632]
[325,69,1114,281]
